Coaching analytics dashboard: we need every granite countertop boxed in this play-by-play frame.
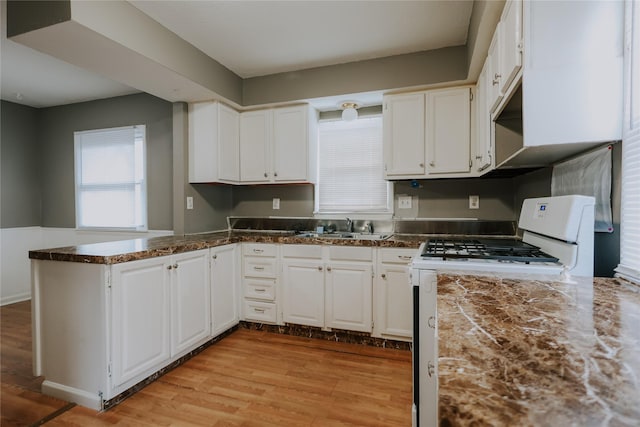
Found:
[437,274,640,426]
[28,230,424,264]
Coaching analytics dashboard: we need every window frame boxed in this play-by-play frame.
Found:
[313,114,394,219]
[74,125,148,232]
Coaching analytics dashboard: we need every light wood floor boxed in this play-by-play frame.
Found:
[1,301,412,426]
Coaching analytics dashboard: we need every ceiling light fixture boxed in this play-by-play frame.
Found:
[340,102,359,121]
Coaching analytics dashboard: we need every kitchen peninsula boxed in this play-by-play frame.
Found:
[29,232,640,426]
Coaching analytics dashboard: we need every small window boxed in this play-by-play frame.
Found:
[315,116,392,214]
[74,125,147,230]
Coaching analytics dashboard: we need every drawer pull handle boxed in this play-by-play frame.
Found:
[253,266,265,271]
[254,308,265,313]
[254,288,266,292]
[398,255,412,260]
[253,249,264,253]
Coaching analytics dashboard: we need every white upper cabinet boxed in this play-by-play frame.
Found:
[475,62,492,172]
[188,102,239,183]
[240,109,272,182]
[487,25,503,114]
[273,106,315,183]
[383,87,474,179]
[239,105,317,184]
[425,87,471,174]
[383,93,426,178]
[499,0,523,95]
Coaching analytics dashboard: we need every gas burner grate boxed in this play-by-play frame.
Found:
[421,238,559,263]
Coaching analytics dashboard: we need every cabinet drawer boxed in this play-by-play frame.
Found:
[281,244,322,259]
[243,244,277,257]
[379,248,416,264]
[243,257,277,278]
[244,278,276,301]
[244,300,277,323]
[329,246,373,262]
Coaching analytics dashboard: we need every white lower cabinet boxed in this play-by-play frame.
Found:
[111,249,210,388]
[373,248,415,341]
[281,245,373,332]
[111,256,172,387]
[282,258,325,327]
[210,244,240,337]
[242,243,279,324]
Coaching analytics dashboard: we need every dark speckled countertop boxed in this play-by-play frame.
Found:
[437,274,640,427]
[28,231,425,264]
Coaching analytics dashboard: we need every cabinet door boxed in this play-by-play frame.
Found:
[425,88,471,174]
[171,250,211,356]
[188,102,218,183]
[376,264,413,339]
[218,104,240,182]
[240,110,271,182]
[211,245,239,337]
[488,25,503,113]
[111,257,171,387]
[475,63,492,172]
[325,263,372,332]
[383,93,426,177]
[282,259,324,327]
[499,0,522,95]
[273,106,308,182]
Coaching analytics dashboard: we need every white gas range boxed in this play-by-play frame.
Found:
[410,195,596,427]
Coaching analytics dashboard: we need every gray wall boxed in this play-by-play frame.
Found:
[1,101,41,228]
[393,178,517,220]
[37,93,174,229]
[231,185,315,217]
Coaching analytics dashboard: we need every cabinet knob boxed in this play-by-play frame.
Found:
[429,161,435,167]
[419,163,424,168]
[381,273,386,279]
[264,172,268,178]
[212,254,217,260]
[274,172,278,177]
[173,263,179,269]
[318,266,323,271]
[326,266,332,272]
[167,265,173,270]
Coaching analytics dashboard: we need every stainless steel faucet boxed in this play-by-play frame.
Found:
[346,217,353,232]
[367,221,374,234]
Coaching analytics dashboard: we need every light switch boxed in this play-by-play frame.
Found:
[272,198,280,210]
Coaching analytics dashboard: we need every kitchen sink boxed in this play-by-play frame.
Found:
[295,232,392,240]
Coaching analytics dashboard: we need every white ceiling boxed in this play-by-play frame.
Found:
[0,0,474,109]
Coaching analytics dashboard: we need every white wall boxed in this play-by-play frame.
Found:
[0,227,173,306]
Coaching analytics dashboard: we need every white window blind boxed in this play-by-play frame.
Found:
[316,116,392,213]
[616,0,640,284]
[74,125,147,230]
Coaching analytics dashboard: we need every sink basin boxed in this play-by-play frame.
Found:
[295,232,392,240]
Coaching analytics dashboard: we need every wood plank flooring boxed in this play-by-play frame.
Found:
[1,301,412,426]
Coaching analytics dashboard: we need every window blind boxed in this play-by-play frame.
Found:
[616,0,640,284]
[74,125,147,230]
[316,117,391,213]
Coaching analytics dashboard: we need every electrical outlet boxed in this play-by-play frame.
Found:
[469,195,479,209]
[272,198,280,210]
[398,196,412,209]
[186,196,194,210]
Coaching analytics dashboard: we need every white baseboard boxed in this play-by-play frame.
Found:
[1,227,173,306]
[42,380,102,410]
